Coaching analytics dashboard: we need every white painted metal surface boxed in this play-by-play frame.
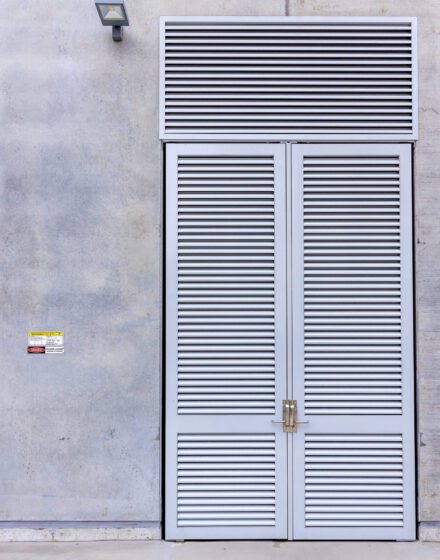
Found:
[165,143,288,539]
[291,144,415,540]
[166,143,415,540]
[160,17,417,141]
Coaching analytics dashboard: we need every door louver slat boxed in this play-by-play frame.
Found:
[305,434,404,527]
[176,154,277,415]
[161,17,417,140]
[302,154,402,415]
[177,434,277,527]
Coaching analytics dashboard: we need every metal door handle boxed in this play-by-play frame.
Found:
[272,400,308,432]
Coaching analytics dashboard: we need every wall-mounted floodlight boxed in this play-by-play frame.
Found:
[95,1,129,42]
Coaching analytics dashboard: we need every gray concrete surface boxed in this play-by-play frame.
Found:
[288,0,440,524]
[0,541,440,560]
[288,0,440,534]
[1,0,440,538]
[0,0,284,524]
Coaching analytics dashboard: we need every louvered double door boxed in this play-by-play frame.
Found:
[165,143,415,540]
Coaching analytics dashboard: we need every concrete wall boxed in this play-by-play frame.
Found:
[0,0,286,538]
[0,0,439,540]
[287,0,440,540]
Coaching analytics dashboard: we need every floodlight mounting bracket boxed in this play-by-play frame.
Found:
[112,26,123,41]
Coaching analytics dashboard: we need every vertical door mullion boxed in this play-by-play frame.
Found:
[286,142,294,541]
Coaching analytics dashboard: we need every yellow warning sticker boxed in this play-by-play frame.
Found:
[28,332,64,354]
[29,332,63,337]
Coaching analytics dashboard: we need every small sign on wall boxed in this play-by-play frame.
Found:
[28,332,64,354]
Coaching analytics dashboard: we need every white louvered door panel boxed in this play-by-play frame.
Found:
[291,144,415,540]
[165,143,288,539]
[160,17,417,141]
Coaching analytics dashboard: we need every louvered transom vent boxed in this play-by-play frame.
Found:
[305,434,404,527]
[177,155,276,414]
[162,18,416,139]
[303,155,403,415]
[177,434,277,527]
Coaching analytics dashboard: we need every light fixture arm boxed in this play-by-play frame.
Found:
[112,26,123,42]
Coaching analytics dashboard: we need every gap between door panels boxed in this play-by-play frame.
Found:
[285,142,294,541]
